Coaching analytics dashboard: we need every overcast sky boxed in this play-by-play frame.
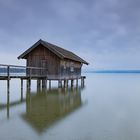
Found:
[0,0,140,70]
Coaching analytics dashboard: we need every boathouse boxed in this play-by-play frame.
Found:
[18,39,88,80]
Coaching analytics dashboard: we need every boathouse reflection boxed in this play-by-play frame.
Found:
[22,87,83,133]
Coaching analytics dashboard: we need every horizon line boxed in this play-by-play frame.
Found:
[83,70,140,73]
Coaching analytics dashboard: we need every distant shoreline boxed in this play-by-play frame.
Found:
[83,70,140,73]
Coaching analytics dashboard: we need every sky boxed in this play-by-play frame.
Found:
[0,0,140,70]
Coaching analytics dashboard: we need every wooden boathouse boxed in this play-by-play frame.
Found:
[0,39,88,92]
[18,39,88,78]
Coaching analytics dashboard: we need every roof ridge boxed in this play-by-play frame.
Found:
[18,39,89,65]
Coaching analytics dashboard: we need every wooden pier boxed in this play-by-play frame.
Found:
[0,64,86,92]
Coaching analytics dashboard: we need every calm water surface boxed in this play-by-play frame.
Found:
[0,73,140,140]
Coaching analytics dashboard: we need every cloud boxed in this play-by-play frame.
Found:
[0,0,140,69]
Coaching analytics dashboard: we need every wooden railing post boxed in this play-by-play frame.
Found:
[7,66,10,94]
[7,66,10,78]
[21,79,23,101]
[29,68,31,78]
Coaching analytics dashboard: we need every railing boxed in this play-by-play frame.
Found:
[0,64,48,77]
[0,64,83,79]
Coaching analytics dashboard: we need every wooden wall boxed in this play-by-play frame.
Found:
[25,44,82,78]
[60,59,82,78]
[26,45,60,76]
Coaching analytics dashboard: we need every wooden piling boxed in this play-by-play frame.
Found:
[67,80,69,87]
[27,79,31,91]
[37,79,41,91]
[42,79,47,89]
[58,80,62,88]
[71,79,74,87]
[81,77,85,87]
[64,80,66,88]
[7,79,10,94]
[21,79,23,101]
[49,80,51,89]
[7,66,10,94]
[76,78,78,87]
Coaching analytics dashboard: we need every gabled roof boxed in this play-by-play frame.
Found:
[18,39,89,65]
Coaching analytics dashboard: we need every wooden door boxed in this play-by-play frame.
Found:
[41,60,48,76]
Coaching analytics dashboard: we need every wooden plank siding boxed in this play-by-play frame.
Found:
[25,44,82,78]
[26,45,60,76]
[60,59,82,78]
[17,39,88,79]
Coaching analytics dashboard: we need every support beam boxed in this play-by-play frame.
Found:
[64,79,69,88]
[67,80,69,87]
[64,80,66,88]
[58,80,62,88]
[7,79,10,94]
[81,77,85,87]
[49,80,51,89]
[37,79,41,91]
[27,79,31,91]
[76,78,78,87]
[21,79,23,101]
[7,66,10,94]
[83,78,85,86]
[71,79,74,88]
[42,79,47,89]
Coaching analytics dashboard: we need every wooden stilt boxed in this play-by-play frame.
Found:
[49,80,51,89]
[21,79,23,101]
[64,80,66,88]
[7,79,10,94]
[58,80,62,88]
[67,80,69,87]
[83,78,85,86]
[71,79,74,87]
[81,77,85,87]
[76,78,78,87]
[42,79,47,89]
[7,66,10,94]
[27,79,31,91]
[37,79,41,91]
[81,77,83,87]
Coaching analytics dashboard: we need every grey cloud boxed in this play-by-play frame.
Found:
[0,0,140,69]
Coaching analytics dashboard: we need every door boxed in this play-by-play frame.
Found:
[41,60,48,76]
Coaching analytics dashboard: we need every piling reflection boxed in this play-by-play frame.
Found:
[22,87,83,133]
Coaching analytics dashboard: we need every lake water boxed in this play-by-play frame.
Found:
[0,73,140,140]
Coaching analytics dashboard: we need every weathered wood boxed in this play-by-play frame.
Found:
[76,78,78,87]
[7,66,10,78]
[27,79,31,91]
[42,79,47,89]
[67,80,69,87]
[37,79,41,90]
[7,79,10,94]
[26,45,60,76]
[81,77,85,87]
[49,80,51,89]
[71,79,74,87]
[21,79,23,101]
[0,63,87,91]
[64,80,66,88]
[58,80,62,88]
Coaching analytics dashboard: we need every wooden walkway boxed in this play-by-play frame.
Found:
[0,64,86,91]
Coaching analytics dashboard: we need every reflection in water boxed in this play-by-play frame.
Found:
[22,87,83,133]
[7,93,10,119]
